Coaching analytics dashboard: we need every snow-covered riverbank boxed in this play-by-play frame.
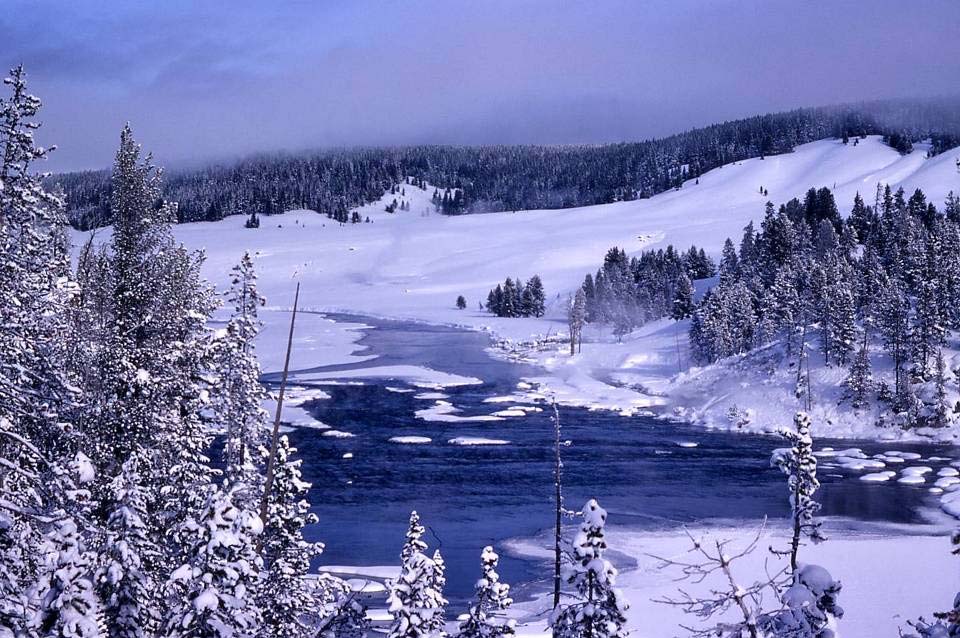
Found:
[506,519,960,638]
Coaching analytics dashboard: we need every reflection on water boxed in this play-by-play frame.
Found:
[272,314,955,604]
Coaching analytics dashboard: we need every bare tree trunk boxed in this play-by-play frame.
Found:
[790,480,802,571]
[553,402,563,610]
[675,320,683,373]
[257,283,300,552]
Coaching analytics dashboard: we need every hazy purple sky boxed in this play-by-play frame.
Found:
[3,0,958,172]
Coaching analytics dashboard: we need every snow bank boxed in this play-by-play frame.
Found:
[508,521,960,638]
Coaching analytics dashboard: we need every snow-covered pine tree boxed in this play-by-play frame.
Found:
[33,517,105,638]
[0,65,77,451]
[96,456,160,638]
[458,546,515,638]
[501,279,517,318]
[767,416,843,638]
[387,512,447,638]
[928,349,951,428]
[258,435,324,638]
[771,412,826,571]
[878,279,911,405]
[550,499,629,638]
[769,563,844,638]
[0,67,89,638]
[312,573,369,638]
[401,510,428,563]
[718,238,739,284]
[426,550,449,636]
[526,275,546,317]
[829,261,857,366]
[387,550,448,638]
[213,253,269,505]
[671,270,695,321]
[843,335,873,409]
[164,485,264,638]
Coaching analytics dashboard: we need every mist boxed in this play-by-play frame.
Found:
[2,0,958,172]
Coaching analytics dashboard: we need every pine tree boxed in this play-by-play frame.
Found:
[33,518,105,638]
[501,278,517,318]
[0,67,88,638]
[458,546,515,638]
[96,456,160,638]
[456,295,467,310]
[164,485,264,638]
[719,238,739,284]
[387,511,447,638]
[313,574,368,638]
[671,270,695,321]
[771,412,826,572]
[426,550,448,636]
[843,336,873,409]
[525,275,546,317]
[258,436,324,638]
[213,253,269,505]
[401,511,427,563]
[550,499,629,638]
[878,279,911,403]
[929,349,951,428]
[829,262,857,366]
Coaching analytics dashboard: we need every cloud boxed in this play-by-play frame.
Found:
[1,0,958,172]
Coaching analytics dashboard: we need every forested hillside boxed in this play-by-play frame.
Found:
[53,97,960,229]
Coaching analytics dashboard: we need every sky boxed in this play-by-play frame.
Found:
[2,0,959,172]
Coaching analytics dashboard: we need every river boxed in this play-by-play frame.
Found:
[268,314,956,608]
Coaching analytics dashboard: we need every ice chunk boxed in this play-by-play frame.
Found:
[389,436,432,444]
[448,437,510,446]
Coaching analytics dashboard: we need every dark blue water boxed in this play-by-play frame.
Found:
[269,314,955,606]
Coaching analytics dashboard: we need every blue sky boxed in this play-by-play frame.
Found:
[3,0,959,171]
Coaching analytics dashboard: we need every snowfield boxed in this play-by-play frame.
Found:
[506,521,960,638]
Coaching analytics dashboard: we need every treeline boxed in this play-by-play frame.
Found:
[52,97,960,229]
[576,245,714,339]
[485,275,546,318]
[689,184,960,429]
[0,68,375,637]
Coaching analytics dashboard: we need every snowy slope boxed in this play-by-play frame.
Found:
[71,136,960,429]
[162,137,957,337]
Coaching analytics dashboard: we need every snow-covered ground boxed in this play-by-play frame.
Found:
[506,520,960,638]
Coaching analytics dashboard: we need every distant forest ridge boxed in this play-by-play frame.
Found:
[52,96,960,229]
